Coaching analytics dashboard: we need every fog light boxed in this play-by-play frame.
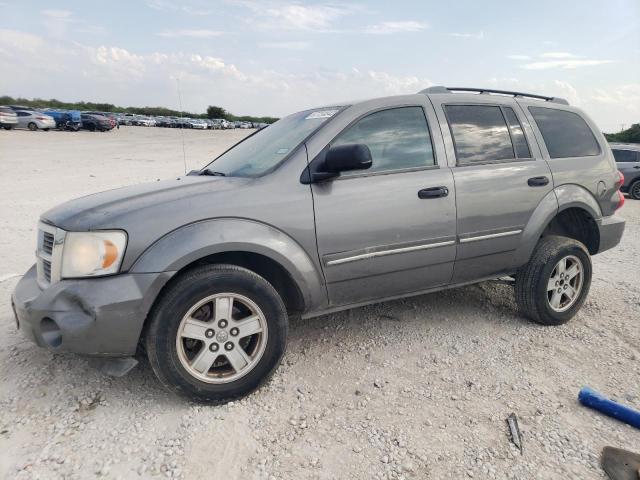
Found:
[40,317,62,348]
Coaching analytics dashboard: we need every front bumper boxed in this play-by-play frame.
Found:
[597,214,626,254]
[11,265,174,356]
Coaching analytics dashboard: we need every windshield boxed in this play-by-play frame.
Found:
[203,107,343,177]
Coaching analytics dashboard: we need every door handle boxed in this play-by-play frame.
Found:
[527,176,549,187]
[633,165,640,169]
[418,186,449,199]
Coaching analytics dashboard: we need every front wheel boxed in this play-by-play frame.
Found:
[515,236,592,325]
[145,264,288,403]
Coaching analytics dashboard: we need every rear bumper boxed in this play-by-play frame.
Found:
[596,214,625,254]
[11,265,174,356]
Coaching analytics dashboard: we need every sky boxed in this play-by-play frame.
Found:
[0,0,638,131]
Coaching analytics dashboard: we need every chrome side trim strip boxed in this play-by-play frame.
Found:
[326,240,455,266]
[459,229,522,244]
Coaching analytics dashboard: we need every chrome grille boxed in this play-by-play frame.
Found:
[42,232,54,255]
[36,222,65,288]
[42,259,52,282]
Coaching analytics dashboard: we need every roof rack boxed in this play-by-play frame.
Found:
[418,86,569,105]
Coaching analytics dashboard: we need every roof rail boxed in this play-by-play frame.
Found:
[418,86,569,105]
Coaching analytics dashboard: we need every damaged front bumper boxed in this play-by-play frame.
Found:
[11,265,174,356]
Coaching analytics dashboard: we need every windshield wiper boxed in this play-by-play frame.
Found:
[200,169,226,177]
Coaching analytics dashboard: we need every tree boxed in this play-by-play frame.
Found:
[207,106,228,120]
[605,123,640,144]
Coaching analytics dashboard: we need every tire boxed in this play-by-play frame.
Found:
[145,264,288,403]
[629,180,640,200]
[28,122,38,131]
[515,235,592,326]
[3,125,12,130]
[43,128,49,131]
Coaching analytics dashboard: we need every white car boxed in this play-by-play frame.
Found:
[15,110,56,131]
[189,119,207,129]
[0,106,18,130]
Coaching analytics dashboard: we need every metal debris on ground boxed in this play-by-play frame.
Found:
[506,413,523,454]
[600,446,640,480]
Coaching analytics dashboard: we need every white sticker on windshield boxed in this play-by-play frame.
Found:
[305,109,339,120]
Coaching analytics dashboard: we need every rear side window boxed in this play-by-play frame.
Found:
[445,105,515,164]
[529,107,600,158]
[612,149,639,162]
[332,106,435,174]
[503,107,531,158]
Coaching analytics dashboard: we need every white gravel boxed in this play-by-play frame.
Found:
[0,127,638,479]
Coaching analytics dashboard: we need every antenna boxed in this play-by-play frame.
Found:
[175,77,187,174]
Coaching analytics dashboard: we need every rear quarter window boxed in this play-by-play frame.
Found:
[529,106,600,159]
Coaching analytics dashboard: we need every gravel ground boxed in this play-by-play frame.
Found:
[0,127,638,480]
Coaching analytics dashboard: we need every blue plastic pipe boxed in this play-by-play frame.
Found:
[578,386,640,429]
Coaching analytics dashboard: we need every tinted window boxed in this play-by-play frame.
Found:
[445,105,514,164]
[612,149,638,162]
[529,107,600,158]
[17,111,30,117]
[503,107,531,158]
[332,106,435,174]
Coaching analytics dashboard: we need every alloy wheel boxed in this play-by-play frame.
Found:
[546,255,584,312]
[175,293,268,384]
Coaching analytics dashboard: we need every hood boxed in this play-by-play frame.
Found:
[42,175,251,231]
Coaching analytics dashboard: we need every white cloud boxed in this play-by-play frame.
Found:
[0,28,432,117]
[521,59,614,70]
[158,29,224,38]
[363,21,428,35]
[234,1,359,31]
[40,9,105,37]
[145,0,211,16]
[258,41,310,50]
[448,31,484,40]
[506,54,530,60]
[541,52,580,59]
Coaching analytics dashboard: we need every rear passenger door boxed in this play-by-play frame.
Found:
[430,96,553,282]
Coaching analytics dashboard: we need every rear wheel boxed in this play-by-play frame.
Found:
[2,125,12,130]
[629,180,640,200]
[145,264,288,403]
[28,122,38,131]
[515,236,592,325]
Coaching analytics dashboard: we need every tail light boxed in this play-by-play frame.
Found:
[36,116,48,121]
[616,190,625,210]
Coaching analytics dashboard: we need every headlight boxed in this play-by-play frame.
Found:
[61,231,127,278]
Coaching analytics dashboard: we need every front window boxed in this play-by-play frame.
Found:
[203,107,343,177]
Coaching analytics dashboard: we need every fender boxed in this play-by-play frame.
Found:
[130,218,327,312]
[553,183,603,219]
[512,184,602,267]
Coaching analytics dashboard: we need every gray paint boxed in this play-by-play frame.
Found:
[12,88,626,356]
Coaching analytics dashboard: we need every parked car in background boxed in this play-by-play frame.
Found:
[188,119,208,129]
[83,112,117,130]
[611,143,640,200]
[80,113,112,131]
[15,110,56,131]
[0,106,18,130]
[134,116,156,127]
[11,86,625,403]
[43,109,82,131]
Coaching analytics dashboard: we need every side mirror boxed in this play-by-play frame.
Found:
[324,144,372,173]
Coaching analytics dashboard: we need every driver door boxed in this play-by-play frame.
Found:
[310,103,457,306]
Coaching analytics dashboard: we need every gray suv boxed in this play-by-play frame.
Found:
[610,143,640,200]
[12,86,626,403]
